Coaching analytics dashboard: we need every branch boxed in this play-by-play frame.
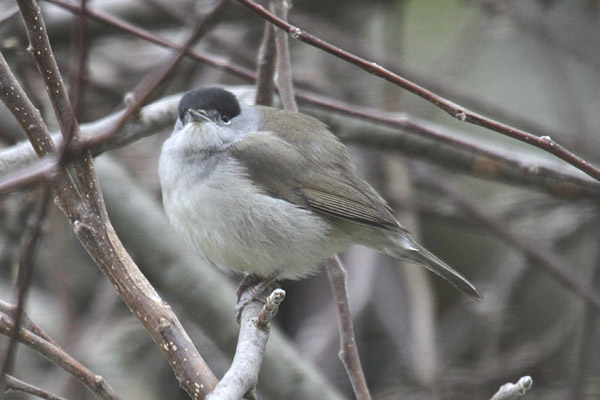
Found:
[44,0,256,82]
[254,20,276,106]
[234,0,600,182]
[326,256,371,400]
[270,0,296,111]
[0,183,51,383]
[41,0,600,198]
[2,86,599,203]
[207,289,285,400]
[419,166,600,313]
[2,3,220,397]
[3,374,69,400]
[16,0,97,206]
[94,155,345,400]
[67,0,89,120]
[0,300,60,347]
[490,376,533,400]
[0,51,80,215]
[0,315,120,400]
[84,0,228,149]
[303,100,600,201]
[569,238,600,399]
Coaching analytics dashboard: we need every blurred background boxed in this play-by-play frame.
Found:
[1,0,600,398]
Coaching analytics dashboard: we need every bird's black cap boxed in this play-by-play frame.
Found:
[178,87,241,123]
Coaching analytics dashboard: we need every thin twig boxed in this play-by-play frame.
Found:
[270,0,296,111]
[0,316,121,400]
[45,0,257,81]
[3,85,599,204]
[0,155,58,194]
[0,300,61,347]
[254,21,276,106]
[84,0,227,149]
[3,374,69,400]
[0,183,52,385]
[419,166,600,313]
[67,0,89,120]
[326,256,372,400]
[569,239,600,399]
[257,289,286,329]
[235,0,600,182]
[41,0,600,199]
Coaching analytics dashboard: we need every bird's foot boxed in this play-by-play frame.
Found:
[235,275,280,323]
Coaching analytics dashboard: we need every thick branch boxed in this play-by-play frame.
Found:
[2,3,220,398]
[0,49,82,219]
[16,0,99,211]
[208,290,285,399]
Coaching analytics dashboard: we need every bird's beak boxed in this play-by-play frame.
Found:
[187,109,211,124]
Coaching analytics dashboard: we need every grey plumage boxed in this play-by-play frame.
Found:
[158,87,481,299]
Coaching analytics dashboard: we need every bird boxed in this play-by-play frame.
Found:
[158,87,481,300]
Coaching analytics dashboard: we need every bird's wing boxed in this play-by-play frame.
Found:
[228,128,399,231]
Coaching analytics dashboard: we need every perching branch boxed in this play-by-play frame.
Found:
[207,289,286,400]
[235,0,600,183]
[95,155,346,400]
[490,376,533,400]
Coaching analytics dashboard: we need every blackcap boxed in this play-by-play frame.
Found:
[158,87,481,299]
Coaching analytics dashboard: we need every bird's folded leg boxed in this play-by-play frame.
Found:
[235,269,282,322]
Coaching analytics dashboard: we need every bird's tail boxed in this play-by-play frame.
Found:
[382,236,482,300]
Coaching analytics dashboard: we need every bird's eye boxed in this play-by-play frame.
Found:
[221,116,231,125]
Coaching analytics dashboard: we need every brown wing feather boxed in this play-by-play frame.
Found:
[228,109,400,231]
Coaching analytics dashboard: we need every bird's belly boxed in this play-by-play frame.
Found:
[161,158,342,279]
